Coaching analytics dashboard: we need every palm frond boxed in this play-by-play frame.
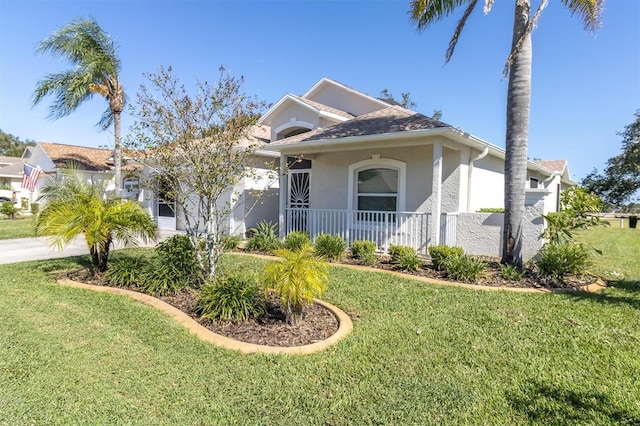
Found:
[409,0,476,31]
[561,0,604,33]
[502,0,549,78]
[446,0,479,63]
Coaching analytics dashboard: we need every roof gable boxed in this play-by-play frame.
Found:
[39,142,113,172]
[269,105,449,146]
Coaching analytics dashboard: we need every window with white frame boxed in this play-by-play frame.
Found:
[357,167,398,212]
[529,177,539,189]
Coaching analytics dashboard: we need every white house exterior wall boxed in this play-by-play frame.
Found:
[468,155,504,212]
[306,145,438,212]
[270,103,319,141]
[441,146,460,213]
[305,84,385,117]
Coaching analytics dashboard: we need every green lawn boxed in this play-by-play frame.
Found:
[0,216,36,240]
[0,230,638,424]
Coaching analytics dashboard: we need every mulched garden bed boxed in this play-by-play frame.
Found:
[65,268,339,348]
[65,251,598,348]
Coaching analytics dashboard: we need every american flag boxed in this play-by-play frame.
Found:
[21,163,41,192]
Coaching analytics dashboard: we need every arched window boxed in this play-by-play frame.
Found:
[348,157,406,213]
[357,168,398,212]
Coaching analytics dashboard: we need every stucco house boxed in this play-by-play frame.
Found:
[258,78,574,259]
[0,155,30,205]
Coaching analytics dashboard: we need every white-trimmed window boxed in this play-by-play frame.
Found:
[357,168,398,212]
[529,177,539,189]
[348,157,406,221]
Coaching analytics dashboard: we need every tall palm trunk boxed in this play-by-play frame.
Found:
[111,83,125,196]
[502,0,532,267]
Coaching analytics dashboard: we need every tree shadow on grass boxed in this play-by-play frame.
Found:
[35,255,92,275]
[560,280,640,310]
[506,380,640,424]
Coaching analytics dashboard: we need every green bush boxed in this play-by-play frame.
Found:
[534,243,592,282]
[30,202,39,215]
[284,231,310,252]
[246,220,281,252]
[0,201,20,219]
[351,240,376,258]
[428,245,464,270]
[263,244,328,325]
[442,254,487,283]
[314,234,346,262]
[138,260,187,296]
[156,235,202,287]
[499,263,525,281]
[221,235,241,251]
[104,257,146,287]
[396,249,422,272]
[193,273,265,322]
[477,207,505,213]
[20,197,28,210]
[351,240,378,266]
[388,244,415,263]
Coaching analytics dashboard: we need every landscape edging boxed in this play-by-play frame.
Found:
[56,278,353,355]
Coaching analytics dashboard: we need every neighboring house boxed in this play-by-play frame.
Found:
[25,142,140,200]
[259,78,574,259]
[0,155,29,205]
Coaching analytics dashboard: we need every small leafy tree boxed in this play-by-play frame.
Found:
[36,167,156,272]
[0,201,20,219]
[262,244,329,326]
[127,66,272,279]
[542,187,604,246]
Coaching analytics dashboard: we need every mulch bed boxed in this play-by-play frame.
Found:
[65,269,339,348]
[65,251,597,348]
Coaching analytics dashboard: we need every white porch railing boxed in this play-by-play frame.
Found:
[285,208,430,254]
[440,212,458,247]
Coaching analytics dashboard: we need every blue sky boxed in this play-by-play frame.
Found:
[0,0,638,182]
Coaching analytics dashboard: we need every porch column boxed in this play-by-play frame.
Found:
[431,142,443,245]
[278,154,287,238]
[458,149,470,213]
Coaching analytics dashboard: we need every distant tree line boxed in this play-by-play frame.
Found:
[0,129,35,157]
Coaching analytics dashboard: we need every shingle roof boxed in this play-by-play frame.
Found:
[290,95,355,119]
[534,160,567,173]
[269,105,450,146]
[0,155,26,177]
[40,142,113,171]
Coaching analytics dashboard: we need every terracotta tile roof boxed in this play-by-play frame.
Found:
[269,105,449,146]
[40,142,113,171]
[534,160,567,173]
[0,155,26,177]
[290,95,355,119]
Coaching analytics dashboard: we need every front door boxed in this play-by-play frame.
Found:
[288,170,310,232]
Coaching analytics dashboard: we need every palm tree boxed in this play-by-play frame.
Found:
[33,17,125,195]
[36,167,156,272]
[409,0,603,266]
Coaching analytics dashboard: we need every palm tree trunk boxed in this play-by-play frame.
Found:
[502,0,532,267]
[114,110,122,197]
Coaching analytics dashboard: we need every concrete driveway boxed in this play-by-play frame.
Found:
[0,231,182,265]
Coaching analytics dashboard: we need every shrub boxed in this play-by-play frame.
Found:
[193,273,265,322]
[499,263,525,281]
[351,240,376,258]
[138,260,187,296]
[351,240,378,266]
[284,231,310,252]
[30,202,39,215]
[21,197,28,210]
[442,254,487,283]
[314,234,346,262]
[388,244,415,263]
[0,201,20,219]
[428,245,464,270]
[104,257,146,287]
[156,235,202,286]
[534,243,592,282]
[262,244,329,325]
[477,207,504,213]
[396,249,422,272]
[246,220,281,252]
[221,235,241,251]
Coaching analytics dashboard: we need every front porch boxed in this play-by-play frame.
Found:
[285,207,431,254]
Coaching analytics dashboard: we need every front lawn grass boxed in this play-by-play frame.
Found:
[0,216,36,240]
[1,242,638,425]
